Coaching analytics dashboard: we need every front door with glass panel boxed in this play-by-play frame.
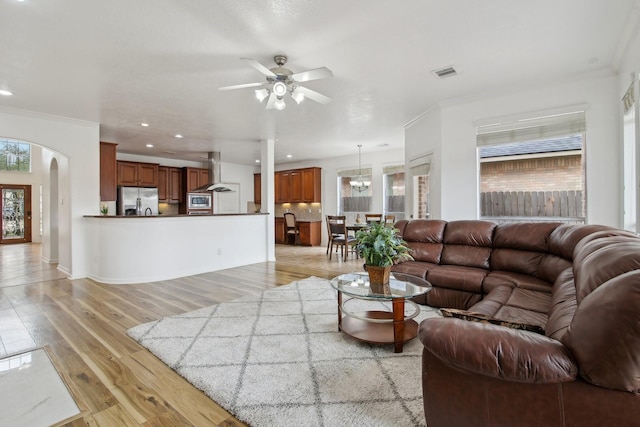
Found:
[1,185,32,244]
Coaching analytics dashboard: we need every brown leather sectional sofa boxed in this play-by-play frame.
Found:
[391,219,640,427]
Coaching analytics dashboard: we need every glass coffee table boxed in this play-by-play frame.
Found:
[329,272,432,353]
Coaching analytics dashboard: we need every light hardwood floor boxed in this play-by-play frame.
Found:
[0,242,362,426]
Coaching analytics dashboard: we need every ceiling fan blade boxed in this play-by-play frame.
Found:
[265,91,277,109]
[241,58,277,77]
[291,67,333,82]
[296,86,331,105]
[218,82,263,91]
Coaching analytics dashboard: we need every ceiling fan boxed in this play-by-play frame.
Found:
[218,55,333,110]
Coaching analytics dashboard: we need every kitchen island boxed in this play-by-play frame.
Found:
[84,213,270,284]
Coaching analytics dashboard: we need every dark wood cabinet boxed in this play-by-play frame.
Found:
[158,166,182,204]
[298,221,321,246]
[262,167,321,204]
[290,170,303,202]
[117,160,159,187]
[183,167,209,192]
[302,167,321,203]
[100,142,117,201]
[275,217,285,244]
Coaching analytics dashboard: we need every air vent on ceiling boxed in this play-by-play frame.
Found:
[432,66,458,79]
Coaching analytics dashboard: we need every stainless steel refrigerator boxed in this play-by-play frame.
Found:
[117,187,159,216]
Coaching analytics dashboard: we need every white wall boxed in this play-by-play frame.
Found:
[406,74,622,227]
[0,107,100,277]
[405,106,442,219]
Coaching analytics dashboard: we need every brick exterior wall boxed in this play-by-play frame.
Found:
[480,154,583,192]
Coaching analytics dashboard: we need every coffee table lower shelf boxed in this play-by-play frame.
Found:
[340,310,419,348]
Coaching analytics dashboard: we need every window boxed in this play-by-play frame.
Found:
[623,80,638,232]
[410,155,431,219]
[0,139,31,172]
[476,111,586,224]
[383,165,405,221]
[337,167,372,224]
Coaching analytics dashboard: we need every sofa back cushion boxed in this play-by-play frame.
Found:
[490,222,569,283]
[402,219,447,264]
[548,223,615,260]
[563,232,640,392]
[440,220,495,269]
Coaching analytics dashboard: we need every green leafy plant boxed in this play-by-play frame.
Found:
[354,222,413,267]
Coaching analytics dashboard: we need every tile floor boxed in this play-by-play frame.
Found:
[0,348,80,426]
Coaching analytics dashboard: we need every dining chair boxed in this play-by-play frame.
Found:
[384,214,396,227]
[365,213,383,224]
[327,215,357,261]
[284,212,299,245]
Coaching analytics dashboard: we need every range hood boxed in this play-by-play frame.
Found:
[193,151,234,192]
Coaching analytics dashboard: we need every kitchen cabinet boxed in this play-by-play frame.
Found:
[275,217,285,244]
[117,161,159,187]
[278,167,320,203]
[298,221,321,246]
[262,167,321,204]
[182,167,209,193]
[100,141,117,201]
[302,167,321,203]
[254,173,261,205]
[274,218,321,246]
[158,166,182,204]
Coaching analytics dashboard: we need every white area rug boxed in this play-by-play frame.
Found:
[127,276,440,427]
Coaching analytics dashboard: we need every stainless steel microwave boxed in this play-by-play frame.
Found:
[187,193,212,209]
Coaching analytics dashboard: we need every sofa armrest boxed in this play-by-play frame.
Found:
[418,317,578,384]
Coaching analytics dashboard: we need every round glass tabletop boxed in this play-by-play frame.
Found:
[330,271,432,300]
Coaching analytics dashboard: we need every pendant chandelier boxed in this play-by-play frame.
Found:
[350,144,371,192]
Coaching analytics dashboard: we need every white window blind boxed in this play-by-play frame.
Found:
[623,82,635,115]
[409,155,431,176]
[476,111,586,146]
[383,165,404,175]
[337,167,372,177]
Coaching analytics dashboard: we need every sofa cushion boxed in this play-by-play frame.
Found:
[548,223,615,260]
[493,222,561,252]
[424,286,482,310]
[563,270,640,392]
[483,270,553,294]
[441,308,545,334]
[573,233,640,303]
[427,265,487,293]
[407,242,444,264]
[440,220,495,269]
[419,318,578,383]
[545,268,577,341]
[468,285,550,331]
[391,260,436,279]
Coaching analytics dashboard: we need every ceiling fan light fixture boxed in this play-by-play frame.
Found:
[291,89,304,104]
[274,97,286,110]
[273,81,287,97]
[255,88,269,102]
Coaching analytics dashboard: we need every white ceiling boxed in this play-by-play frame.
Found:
[0,0,637,165]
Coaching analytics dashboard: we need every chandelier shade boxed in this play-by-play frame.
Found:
[350,145,371,192]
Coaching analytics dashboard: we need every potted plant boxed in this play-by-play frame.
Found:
[354,222,413,286]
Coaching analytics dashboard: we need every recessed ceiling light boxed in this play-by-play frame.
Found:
[286,154,292,158]
[0,90,13,96]
[255,159,260,163]
[174,134,183,139]
[146,144,154,148]
[140,123,149,127]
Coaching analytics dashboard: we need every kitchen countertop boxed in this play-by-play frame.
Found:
[84,213,268,218]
